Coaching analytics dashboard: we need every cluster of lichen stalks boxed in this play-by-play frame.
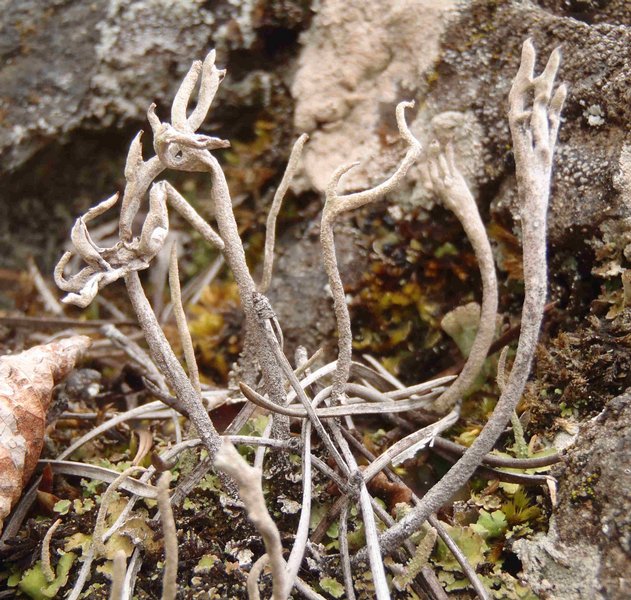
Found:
[51,40,565,600]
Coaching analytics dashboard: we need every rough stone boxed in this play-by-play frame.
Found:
[515,390,631,600]
[291,0,459,195]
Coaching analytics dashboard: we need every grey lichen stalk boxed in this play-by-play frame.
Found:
[53,39,566,599]
[360,39,566,559]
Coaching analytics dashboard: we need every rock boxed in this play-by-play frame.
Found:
[515,390,631,600]
[0,0,254,171]
[291,0,459,194]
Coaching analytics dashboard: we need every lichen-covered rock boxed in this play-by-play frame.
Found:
[0,0,245,171]
[515,390,631,600]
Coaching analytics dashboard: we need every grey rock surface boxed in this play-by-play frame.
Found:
[0,0,256,171]
[515,390,631,600]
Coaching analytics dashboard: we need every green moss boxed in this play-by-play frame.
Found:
[570,472,600,503]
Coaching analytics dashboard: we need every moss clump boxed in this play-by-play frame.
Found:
[570,472,600,503]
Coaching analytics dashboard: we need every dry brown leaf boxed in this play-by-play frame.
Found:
[0,335,91,532]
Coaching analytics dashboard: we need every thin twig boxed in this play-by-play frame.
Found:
[27,257,64,315]
[168,245,201,395]
[41,518,62,582]
[431,437,560,469]
[338,503,357,600]
[321,101,422,402]
[157,472,178,600]
[259,134,308,293]
[0,315,136,329]
[428,516,490,600]
[39,461,155,498]
[240,381,442,418]
[101,324,168,392]
[283,419,313,597]
[357,40,566,559]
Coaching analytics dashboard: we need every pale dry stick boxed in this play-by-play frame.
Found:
[497,346,528,457]
[101,324,168,393]
[121,547,143,600]
[357,39,567,559]
[213,441,289,600]
[253,418,274,471]
[338,503,357,600]
[168,245,201,395]
[321,101,422,402]
[66,545,96,600]
[281,358,449,405]
[151,235,177,315]
[0,315,134,329]
[425,127,498,413]
[254,299,349,474]
[59,408,177,421]
[428,515,490,600]
[57,400,166,460]
[282,419,313,597]
[293,347,325,380]
[327,421,390,600]
[163,182,224,250]
[259,133,309,293]
[110,550,127,600]
[126,271,223,459]
[240,381,443,418]
[360,406,460,479]
[39,460,157,498]
[156,472,178,600]
[185,253,224,304]
[27,257,64,315]
[93,467,147,556]
[361,354,402,390]
[251,349,320,472]
[41,518,62,582]
[160,253,224,321]
[96,294,128,321]
[341,430,489,599]
[431,437,560,469]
